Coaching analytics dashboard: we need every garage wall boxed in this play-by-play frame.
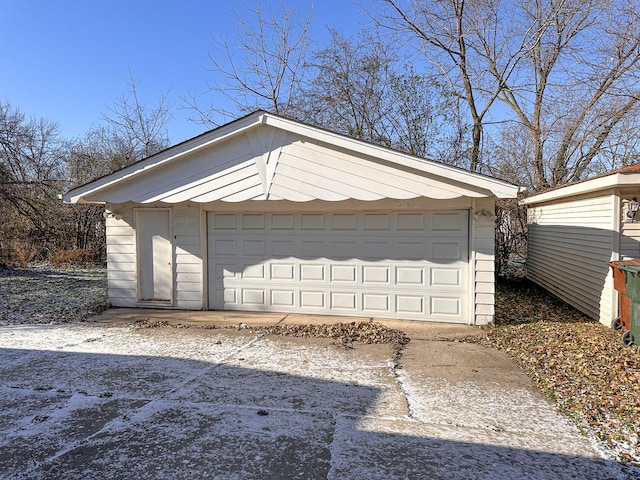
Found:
[472,198,498,325]
[104,197,501,325]
[173,206,202,309]
[105,205,137,307]
[527,193,616,325]
[105,204,203,309]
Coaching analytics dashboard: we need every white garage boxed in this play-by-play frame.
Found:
[64,111,518,325]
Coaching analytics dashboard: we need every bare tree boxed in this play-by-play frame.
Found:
[376,0,640,188]
[296,29,395,144]
[493,0,640,188]
[377,0,518,171]
[101,70,172,168]
[185,1,312,126]
[0,72,173,265]
[296,29,463,161]
[0,101,70,259]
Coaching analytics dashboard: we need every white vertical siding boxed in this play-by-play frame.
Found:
[472,198,497,325]
[106,205,137,307]
[172,206,203,309]
[527,194,615,324]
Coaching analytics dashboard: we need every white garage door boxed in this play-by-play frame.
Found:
[207,211,469,322]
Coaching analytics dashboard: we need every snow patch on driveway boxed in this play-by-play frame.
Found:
[0,323,633,479]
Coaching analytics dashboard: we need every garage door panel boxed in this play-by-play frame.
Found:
[241,239,265,256]
[271,263,295,280]
[362,266,390,284]
[223,289,236,304]
[396,266,425,286]
[301,214,325,230]
[241,213,265,229]
[430,211,468,233]
[241,264,265,279]
[331,292,357,310]
[363,294,389,312]
[430,240,467,261]
[213,239,236,256]
[431,296,461,316]
[362,240,391,259]
[271,214,295,229]
[430,267,462,287]
[242,288,265,305]
[211,263,239,278]
[271,289,295,307]
[301,291,326,308]
[363,213,390,230]
[299,239,326,257]
[397,239,427,260]
[331,213,357,230]
[211,213,236,229]
[397,213,425,230]
[271,239,294,257]
[301,264,325,281]
[330,239,358,258]
[396,295,425,314]
[330,265,357,282]
[208,211,469,322]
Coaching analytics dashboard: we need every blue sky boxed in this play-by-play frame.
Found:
[1,1,371,144]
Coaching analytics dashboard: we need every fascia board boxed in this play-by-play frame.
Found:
[522,173,640,206]
[263,115,519,199]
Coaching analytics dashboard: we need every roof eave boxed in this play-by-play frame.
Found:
[522,173,640,206]
[262,115,518,199]
[63,111,267,204]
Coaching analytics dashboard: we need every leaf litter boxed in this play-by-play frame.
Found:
[467,278,640,466]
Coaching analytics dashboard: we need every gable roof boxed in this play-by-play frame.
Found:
[64,111,518,204]
[522,163,640,206]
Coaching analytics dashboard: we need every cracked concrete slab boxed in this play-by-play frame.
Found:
[0,318,635,479]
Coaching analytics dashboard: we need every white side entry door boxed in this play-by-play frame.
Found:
[137,209,173,303]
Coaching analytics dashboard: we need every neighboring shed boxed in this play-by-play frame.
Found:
[522,164,640,326]
[64,111,518,324]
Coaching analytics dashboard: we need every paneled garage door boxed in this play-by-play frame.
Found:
[207,211,469,322]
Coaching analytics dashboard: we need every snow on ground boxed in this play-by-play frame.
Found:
[1,267,638,478]
[1,323,634,479]
[0,267,107,325]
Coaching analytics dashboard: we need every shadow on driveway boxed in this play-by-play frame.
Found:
[0,325,629,480]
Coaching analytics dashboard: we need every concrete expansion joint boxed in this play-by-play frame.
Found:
[387,358,415,420]
[326,413,339,480]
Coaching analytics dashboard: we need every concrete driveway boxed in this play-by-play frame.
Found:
[0,310,628,479]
